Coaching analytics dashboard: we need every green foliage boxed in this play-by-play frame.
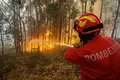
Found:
[89,6,93,12]
[70,6,80,19]
[45,0,79,24]
[46,3,60,18]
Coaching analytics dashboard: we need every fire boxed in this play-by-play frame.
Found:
[25,30,79,53]
[26,39,56,52]
[26,30,56,52]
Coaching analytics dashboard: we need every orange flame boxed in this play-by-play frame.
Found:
[25,30,78,53]
[26,30,55,52]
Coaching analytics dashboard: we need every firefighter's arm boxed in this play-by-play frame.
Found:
[64,48,80,66]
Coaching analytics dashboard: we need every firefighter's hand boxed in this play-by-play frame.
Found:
[74,42,83,48]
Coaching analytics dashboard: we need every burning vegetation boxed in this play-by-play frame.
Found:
[26,29,79,53]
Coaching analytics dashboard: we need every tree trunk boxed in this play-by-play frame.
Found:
[68,18,71,44]
[102,3,107,35]
[0,27,4,55]
[18,2,23,53]
[100,0,103,20]
[68,0,71,44]
[84,0,87,13]
[37,0,42,20]
[65,18,67,44]
[2,0,26,53]
[13,0,17,53]
[80,0,84,14]
[59,18,62,43]
[70,20,74,44]
[34,2,40,52]
[22,22,26,52]
[111,0,120,38]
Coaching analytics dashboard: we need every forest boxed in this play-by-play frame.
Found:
[0,0,120,80]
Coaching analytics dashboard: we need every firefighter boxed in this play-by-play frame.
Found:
[64,13,120,80]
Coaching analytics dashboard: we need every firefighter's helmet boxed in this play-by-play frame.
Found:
[74,13,103,34]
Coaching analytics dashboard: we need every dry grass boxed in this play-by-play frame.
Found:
[1,49,80,80]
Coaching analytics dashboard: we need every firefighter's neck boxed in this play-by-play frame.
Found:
[82,32,99,45]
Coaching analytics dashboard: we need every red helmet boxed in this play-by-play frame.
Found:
[74,13,103,34]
